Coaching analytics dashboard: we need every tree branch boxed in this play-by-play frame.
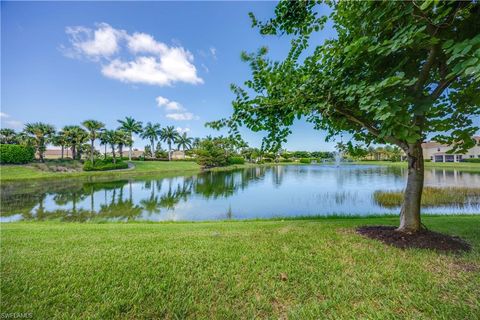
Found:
[430,77,455,100]
[335,106,408,150]
[414,44,439,93]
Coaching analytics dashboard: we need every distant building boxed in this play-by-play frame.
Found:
[422,136,480,162]
[171,150,186,160]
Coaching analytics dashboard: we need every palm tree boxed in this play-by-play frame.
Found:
[0,128,18,144]
[102,130,120,163]
[98,131,109,159]
[117,117,143,161]
[115,130,131,159]
[140,122,161,156]
[24,122,55,162]
[176,132,193,151]
[82,120,105,163]
[192,137,201,149]
[62,125,88,160]
[51,131,68,159]
[160,126,180,160]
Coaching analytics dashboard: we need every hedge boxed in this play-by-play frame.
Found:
[299,158,312,164]
[0,144,35,164]
[463,158,480,163]
[228,156,245,165]
[83,159,129,171]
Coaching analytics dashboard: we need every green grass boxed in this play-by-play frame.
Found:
[2,216,479,319]
[0,160,201,182]
[353,160,480,172]
[374,187,480,207]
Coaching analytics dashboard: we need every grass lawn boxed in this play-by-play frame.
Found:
[1,216,479,319]
[353,160,480,172]
[0,161,201,182]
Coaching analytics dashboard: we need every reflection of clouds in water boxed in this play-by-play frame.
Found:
[1,165,479,222]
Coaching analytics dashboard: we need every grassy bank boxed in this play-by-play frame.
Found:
[0,161,201,182]
[2,215,479,319]
[374,187,480,207]
[353,160,480,172]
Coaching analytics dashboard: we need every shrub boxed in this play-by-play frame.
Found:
[228,156,245,165]
[0,144,35,164]
[300,158,311,164]
[154,149,168,159]
[195,140,229,168]
[83,159,129,171]
[263,158,273,163]
[279,158,293,163]
[463,158,480,163]
[424,159,431,162]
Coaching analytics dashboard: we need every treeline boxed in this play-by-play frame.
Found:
[0,117,194,165]
[0,120,338,168]
[337,143,403,162]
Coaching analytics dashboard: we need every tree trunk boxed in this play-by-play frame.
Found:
[168,142,172,161]
[104,144,107,159]
[72,145,76,160]
[111,145,116,164]
[90,139,95,163]
[397,142,424,233]
[61,146,64,159]
[129,133,133,161]
[151,140,155,158]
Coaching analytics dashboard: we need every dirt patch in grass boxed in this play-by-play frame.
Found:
[356,226,471,253]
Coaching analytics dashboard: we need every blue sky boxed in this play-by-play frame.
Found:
[3,2,477,151]
[2,1,340,151]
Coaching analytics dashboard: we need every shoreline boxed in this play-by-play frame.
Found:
[1,160,479,183]
[3,213,480,225]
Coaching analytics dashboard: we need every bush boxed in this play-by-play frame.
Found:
[300,158,312,164]
[463,158,480,163]
[228,156,245,165]
[195,140,229,168]
[0,144,35,164]
[263,158,273,163]
[424,159,431,162]
[279,158,293,163]
[83,159,129,171]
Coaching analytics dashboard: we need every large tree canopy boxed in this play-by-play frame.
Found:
[209,0,479,152]
[208,0,480,232]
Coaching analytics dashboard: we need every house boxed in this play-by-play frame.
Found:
[422,136,480,162]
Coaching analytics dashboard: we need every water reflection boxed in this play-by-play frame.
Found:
[1,165,479,222]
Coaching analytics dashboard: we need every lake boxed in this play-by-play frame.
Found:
[1,164,479,222]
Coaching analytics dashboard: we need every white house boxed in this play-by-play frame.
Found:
[422,136,480,162]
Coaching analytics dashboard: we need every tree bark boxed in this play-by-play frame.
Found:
[397,142,424,233]
[90,139,95,163]
[111,145,116,164]
[61,146,64,159]
[129,133,133,161]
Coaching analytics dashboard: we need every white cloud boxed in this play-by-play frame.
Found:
[63,23,203,86]
[127,32,167,55]
[0,113,23,129]
[156,96,184,111]
[2,120,23,129]
[166,112,195,121]
[65,23,122,59]
[209,47,217,59]
[176,127,191,133]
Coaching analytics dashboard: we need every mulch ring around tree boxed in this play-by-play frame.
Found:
[356,226,471,253]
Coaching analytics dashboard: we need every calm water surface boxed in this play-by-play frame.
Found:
[1,165,479,222]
